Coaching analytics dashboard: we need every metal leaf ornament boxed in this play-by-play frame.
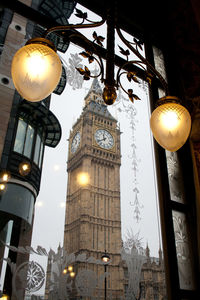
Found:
[93,31,105,47]
[118,45,130,59]
[75,8,88,21]
[127,71,140,83]
[146,72,153,85]
[133,37,143,51]
[76,66,91,80]
[79,51,94,64]
[128,89,141,103]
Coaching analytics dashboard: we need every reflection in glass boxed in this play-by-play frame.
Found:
[24,125,34,158]
[14,118,26,154]
[34,134,41,165]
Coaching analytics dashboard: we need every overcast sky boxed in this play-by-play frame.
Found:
[29,4,161,288]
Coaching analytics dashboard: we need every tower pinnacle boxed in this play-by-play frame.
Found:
[84,77,104,106]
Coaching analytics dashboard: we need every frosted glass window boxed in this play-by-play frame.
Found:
[13,118,27,154]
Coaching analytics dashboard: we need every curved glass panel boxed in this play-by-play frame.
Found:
[0,183,35,225]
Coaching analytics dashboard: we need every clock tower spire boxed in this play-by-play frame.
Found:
[64,78,123,298]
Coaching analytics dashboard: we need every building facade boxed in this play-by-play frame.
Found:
[0,0,75,297]
[122,245,166,300]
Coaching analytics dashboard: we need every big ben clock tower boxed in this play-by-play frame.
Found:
[64,78,124,298]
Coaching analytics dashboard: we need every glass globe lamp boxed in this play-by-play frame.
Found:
[150,96,191,152]
[11,38,62,102]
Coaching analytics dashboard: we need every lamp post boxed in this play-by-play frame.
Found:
[63,266,76,299]
[101,250,110,300]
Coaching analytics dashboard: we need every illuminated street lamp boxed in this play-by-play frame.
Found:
[63,265,75,278]
[101,250,110,300]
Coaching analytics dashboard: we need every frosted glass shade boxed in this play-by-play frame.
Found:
[11,39,62,102]
[150,97,191,152]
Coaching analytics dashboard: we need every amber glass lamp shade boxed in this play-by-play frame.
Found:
[11,38,62,102]
[150,96,191,152]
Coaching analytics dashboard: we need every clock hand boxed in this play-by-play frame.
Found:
[97,137,106,142]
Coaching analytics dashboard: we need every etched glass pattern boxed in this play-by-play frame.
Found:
[166,151,186,204]
[172,211,196,290]
[153,46,167,82]
[153,46,167,99]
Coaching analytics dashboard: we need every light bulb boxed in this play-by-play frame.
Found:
[11,38,62,102]
[0,183,6,191]
[19,162,31,176]
[69,271,75,278]
[150,97,191,152]
[102,256,109,263]
[68,265,73,272]
[161,110,179,130]
[0,171,10,182]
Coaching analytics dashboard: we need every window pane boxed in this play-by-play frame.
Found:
[24,124,34,158]
[33,134,41,165]
[13,118,27,154]
[0,183,34,225]
[172,210,196,290]
[166,151,186,204]
[39,140,44,169]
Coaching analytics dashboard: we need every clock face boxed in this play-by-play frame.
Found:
[71,131,81,153]
[95,129,114,149]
